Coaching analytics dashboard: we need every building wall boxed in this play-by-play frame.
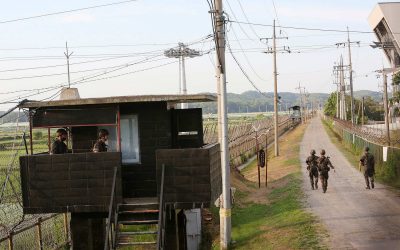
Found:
[120,102,172,198]
[20,152,122,214]
[155,143,222,208]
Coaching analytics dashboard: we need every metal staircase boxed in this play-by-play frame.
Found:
[115,198,160,248]
[104,165,166,250]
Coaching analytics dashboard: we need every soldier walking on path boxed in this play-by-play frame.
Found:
[360,146,375,189]
[306,149,319,190]
[317,149,335,193]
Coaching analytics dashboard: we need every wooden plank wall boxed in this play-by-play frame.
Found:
[20,152,122,214]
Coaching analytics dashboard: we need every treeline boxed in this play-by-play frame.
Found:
[191,91,330,114]
[323,92,384,122]
[0,111,29,123]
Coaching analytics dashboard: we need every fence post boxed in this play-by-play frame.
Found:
[64,213,69,244]
[36,217,43,250]
[8,233,13,250]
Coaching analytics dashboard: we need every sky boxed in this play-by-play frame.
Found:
[0,0,398,109]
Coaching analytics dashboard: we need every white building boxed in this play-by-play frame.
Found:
[369,3,400,123]
[368,2,400,69]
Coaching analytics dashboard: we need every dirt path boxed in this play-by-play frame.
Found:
[300,117,400,249]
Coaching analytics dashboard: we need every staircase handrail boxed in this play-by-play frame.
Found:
[104,166,118,250]
[157,164,166,249]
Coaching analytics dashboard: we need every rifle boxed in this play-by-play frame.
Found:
[327,156,335,173]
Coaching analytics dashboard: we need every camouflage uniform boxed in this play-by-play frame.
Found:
[317,155,334,193]
[50,140,67,154]
[93,139,107,153]
[306,154,319,190]
[360,152,375,189]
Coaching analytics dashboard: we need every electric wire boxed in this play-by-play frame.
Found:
[226,38,268,98]
[0,0,139,25]
[236,0,262,40]
[225,0,257,43]
[228,25,270,81]
[0,55,163,103]
[228,20,394,34]
[0,56,168,81]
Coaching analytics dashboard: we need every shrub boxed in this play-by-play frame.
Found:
[240,153,248,164]
[33,131,43,140]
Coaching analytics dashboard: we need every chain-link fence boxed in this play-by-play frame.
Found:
[0,110,70,250]
[204,115,300,167]
[324,116,400,185]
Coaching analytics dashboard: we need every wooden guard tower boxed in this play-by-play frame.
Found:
[18,94,222,249]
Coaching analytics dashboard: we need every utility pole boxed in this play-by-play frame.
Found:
[335,71,340,118]
[296,82,304,123]
[383,71,390,145]
[361,96,365,125]
[64,42,73,88]
[339,56,347,120]
[347,27,355,125]
[212,1,231,248]
[261,20,289,156]
[336,31,359,123]
[382,70,390,146]
[272,19,279,156]
[333,62,340,118]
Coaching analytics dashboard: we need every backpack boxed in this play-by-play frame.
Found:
[363,153,374,170]
[318,156,330,172]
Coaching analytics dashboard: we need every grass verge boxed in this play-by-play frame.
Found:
[203,124,327,249]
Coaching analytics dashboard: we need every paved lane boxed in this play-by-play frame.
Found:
[300,118,400,249]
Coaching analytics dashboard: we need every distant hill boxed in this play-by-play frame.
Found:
[353,90,382,102]
[192,90,382,114]
[0,90,382,116]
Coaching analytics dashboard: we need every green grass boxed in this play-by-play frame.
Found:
[230,173,326,250]
[219,124,328,249]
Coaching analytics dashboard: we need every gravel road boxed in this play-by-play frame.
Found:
[300,118,400,249]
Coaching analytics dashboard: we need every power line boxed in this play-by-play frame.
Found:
[0,56,167,81]
[69,60,180,87]
[226,39,268,98]
[0,35,213,99]
[235,0,262,40]
[228,25,270,81]
[228,19,385,34]
[225,0,257,43]
[0,55,163,103]
[0,0,138,25]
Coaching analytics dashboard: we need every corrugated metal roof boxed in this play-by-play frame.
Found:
[19,94,216,108]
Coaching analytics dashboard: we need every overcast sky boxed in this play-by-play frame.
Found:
[0,0,397,109]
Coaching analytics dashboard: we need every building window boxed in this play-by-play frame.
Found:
[120,115,140,164]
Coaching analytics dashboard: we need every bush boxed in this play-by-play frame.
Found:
[33,131,43,140]
[240,153,248,164]
[393,72,400,85]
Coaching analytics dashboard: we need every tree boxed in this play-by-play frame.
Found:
[393,71,400,85]
[323,92,337,117]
